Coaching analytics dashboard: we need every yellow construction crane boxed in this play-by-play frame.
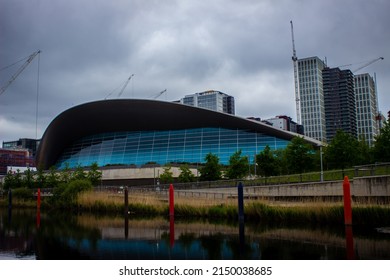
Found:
[0,50,41,96]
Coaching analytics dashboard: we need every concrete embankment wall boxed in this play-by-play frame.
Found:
[245,176,390,197]
[174,176,390,203]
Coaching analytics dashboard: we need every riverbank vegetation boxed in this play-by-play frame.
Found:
[2,187,389,227]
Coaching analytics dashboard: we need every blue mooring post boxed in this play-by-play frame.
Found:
[238,182,244,222]
[8,189,12,210]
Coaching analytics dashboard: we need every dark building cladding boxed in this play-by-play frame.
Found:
[36,99,323,170]
[323,67,356,142]
[2,138,40,157]
[0,149,35,175]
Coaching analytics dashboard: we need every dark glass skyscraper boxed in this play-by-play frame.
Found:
[323,67,357,142]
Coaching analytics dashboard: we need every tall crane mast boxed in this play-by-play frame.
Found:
[117,74,134,98]
[290,21,301,125]
[0,50,41,96]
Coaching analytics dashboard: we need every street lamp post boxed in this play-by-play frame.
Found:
[320,145,324,182]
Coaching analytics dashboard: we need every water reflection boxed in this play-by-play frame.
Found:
[1,209,390,260]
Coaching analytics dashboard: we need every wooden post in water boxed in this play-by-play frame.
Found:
[343,176,352,225]
[8,189,12,210]
[169,184,174,217]
[238,182,244,222]
[124,186,129,238]
[37,188,41,209]
[124,187,129,215]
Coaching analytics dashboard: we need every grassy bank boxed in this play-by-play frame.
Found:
[2,190,390,227]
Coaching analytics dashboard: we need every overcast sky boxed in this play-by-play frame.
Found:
[1,0,389,145]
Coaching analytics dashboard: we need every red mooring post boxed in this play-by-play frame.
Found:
[343,176,352,225]
[37,188,41,209]
[169,184,174,217]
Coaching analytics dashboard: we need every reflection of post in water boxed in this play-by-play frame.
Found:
[8,189,12,224]
[36,208,41,229]
[124,187,129,239]
[345,225,354,259]
[170,215,175,248]
[239,220,245,258]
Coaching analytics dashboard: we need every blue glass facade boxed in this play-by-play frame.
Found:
[56,127,290,169]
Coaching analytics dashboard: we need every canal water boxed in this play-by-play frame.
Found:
[1,208,389,260]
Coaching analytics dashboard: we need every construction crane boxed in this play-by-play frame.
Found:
[0,50,41,96]
[290,20,301,124]
[353,57,384,73]
[337,57,384,73]
[151,89,167,99]
[117,74,134,98]
[104,73,134,99]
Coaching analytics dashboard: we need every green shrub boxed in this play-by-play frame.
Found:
[52,179,93,207]
[12,187,34,200]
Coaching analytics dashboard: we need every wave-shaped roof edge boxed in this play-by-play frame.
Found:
[36,99,324,169]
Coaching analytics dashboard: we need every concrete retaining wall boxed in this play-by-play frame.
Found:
[244,176,390,198]
[173,176,390,203]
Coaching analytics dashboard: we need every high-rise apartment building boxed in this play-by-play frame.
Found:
[180,90,235,115]
[323,67,357,142]
[298,57,326,142]
[296,56,381,144]
[263,115,304,134]
[354,73,379,146]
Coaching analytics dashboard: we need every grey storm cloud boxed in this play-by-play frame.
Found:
[1,0,389,144]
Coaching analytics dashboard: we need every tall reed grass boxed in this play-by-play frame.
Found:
[75,191,390,226]
[2,190,389,226]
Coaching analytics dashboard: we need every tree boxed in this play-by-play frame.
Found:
[73,164,87,181]
[356,136,373,165]
[199,153,222,181]
[373,119,390,162]
[225,150,249,179]
[324,130,359,171]
[4,170,18,190]
[87,162,102,186]
[256,145,279,177]
[22,168,34,188]
[60,162,72,183]
[36,167,46,188]
[159,165,174,184]
[46,166,60,188]
[178,164,195,183]
[284,136,314,174]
